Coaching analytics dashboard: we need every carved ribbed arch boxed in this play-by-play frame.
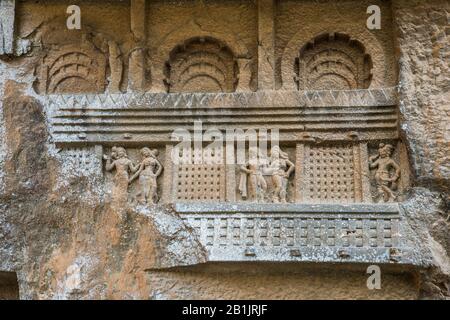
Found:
[296,33,373,90]
[164,37,237,93]
[42,42,106,94]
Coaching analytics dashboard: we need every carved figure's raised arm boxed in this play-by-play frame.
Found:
[286,159,295,176]
[240,164,251,174]
[104,155,115,172]
[129,160,140,173]
[129,162,144,184]
[369,158,379,169]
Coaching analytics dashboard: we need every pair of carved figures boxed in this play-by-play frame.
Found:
[239,146,295,203]
[103,147,162,205]
[369,143,401,203]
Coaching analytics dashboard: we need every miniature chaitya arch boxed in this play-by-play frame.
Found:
[295,33,373,90]
[164,36,238,93]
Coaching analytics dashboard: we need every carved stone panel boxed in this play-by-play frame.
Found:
[236,146,296,204]
[297,143,373,204]
[368,142,405,203]
[61,146,103,177]
[1,0,443,300]
[177,203,415,264]
[174,164,225,202]
[303,144,355,203]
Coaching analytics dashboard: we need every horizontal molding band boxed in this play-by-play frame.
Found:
[52,130,399,146]
[53,108,396,118]
[51,117,398,127]
[174,202,400,215]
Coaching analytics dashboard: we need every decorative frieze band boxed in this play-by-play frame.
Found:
[46,87,398,110]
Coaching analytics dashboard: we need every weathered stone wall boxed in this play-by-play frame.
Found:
[393,0,449,192]
[391,0,450,299]
[0,0,448,300]
[148,264,419,300]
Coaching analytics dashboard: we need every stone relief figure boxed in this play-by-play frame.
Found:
[129,147,163,205]
[239,147,268,202]
[266,146,295,203]
[103,147,138,205]
[369,143,401,203]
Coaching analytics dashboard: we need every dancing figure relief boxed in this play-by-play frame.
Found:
[266,146,295,203]
[369,143,401,203]
[103,147,138,206]
[239,147,268,202]
[239,146,294,203]
[129,148,163,205]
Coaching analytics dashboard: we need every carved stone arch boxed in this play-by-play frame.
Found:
[35,18,114,94]
[164,37,238,93]
[174,52,230,79]
[177,64,227,87]
[295,33,372,90]
[150,19,252,92]
[33,20,124,94]
[281,28,385,90]
[304,49,358,76]
[38,41,106,94]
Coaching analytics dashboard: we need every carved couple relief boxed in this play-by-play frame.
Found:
[239,146,295,203]
[103,146,162,206]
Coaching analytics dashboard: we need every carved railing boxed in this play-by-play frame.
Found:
[176,203,419,264]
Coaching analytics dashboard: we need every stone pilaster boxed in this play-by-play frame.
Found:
[257,0,276,90]
[129,0,147,91]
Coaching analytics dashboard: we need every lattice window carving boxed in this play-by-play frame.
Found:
[174,147,226,201]
[61,147,101,176]
[303,145,356,203]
